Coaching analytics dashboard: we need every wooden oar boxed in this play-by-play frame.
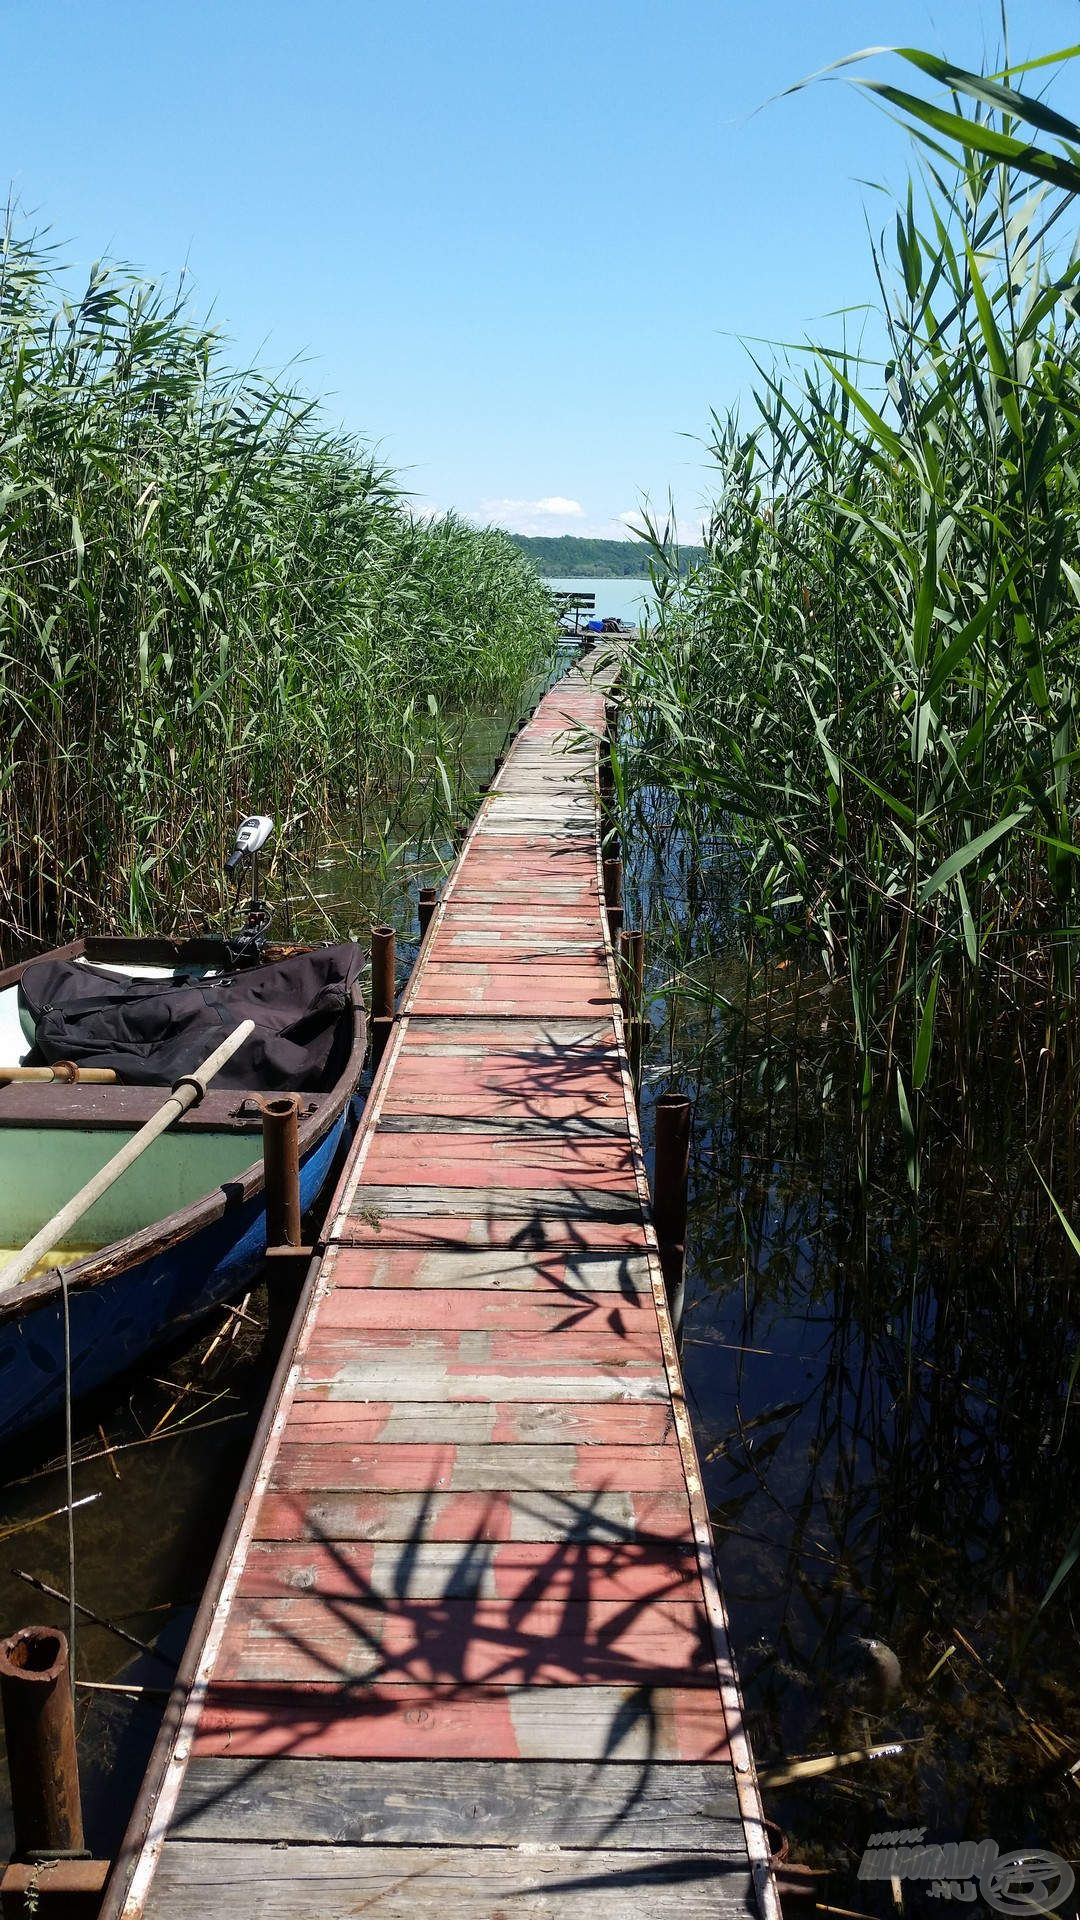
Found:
[2,1020,255,1291]
[0,1064,118,1085]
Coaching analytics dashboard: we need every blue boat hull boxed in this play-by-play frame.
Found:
[0,1109,350,1448]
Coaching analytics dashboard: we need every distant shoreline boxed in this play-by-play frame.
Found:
[506,532,705,578]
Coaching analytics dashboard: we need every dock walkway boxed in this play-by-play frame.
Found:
[108,661,777,1919]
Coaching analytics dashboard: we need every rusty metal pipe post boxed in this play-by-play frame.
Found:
[417,887,438,941]
[370,926,396,1074]
[0,1626,84,1860]
[603,857,624,947]
[653,1094,691,1336]
[260,1094,302,1250]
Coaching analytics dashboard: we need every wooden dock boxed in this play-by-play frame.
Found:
[104,661,778,1919]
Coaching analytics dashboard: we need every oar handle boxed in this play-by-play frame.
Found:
[2,1020,255,1293]
[0,1065,119,1085]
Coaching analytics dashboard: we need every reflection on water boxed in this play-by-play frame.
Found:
[629,785,1080,1909]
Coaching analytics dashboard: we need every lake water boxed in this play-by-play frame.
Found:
[544,574,654,627]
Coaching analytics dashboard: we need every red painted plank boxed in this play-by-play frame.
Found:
[237,1540,699,1603]
[270,1442,680,1495]
[254,1489,696,1545]
[303,1328,665,1376]
[214,1597,714,1687]
[336,1215,649,1250]
[359,1149,639,1195]
[322,1247,650,1296]
[318,1291,654,1335]
[192,1683,730,1761]
[284,1402,672,1446]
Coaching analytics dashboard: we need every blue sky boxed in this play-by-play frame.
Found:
[4,1,1078,539]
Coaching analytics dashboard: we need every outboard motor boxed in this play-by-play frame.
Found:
[224,814,275,966]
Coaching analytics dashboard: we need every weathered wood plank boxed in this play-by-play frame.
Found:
[238,1538,698,1602]
[325,1247,652,1296]
[298,1349,670,1402]
[149,1842,755,1917]
[192,1682,732,1761]
[359,1140,639,1193]
[378,1105,630,1128]
[283,1401,674,1446]
[270,1441,681,1495]
[335,1215,648,1249]
[318,1288,655,1334]
[346,1184,643,1219]
[173,1758,742,1849]
[214,1595,714,1686]
[254,1489,695,1544]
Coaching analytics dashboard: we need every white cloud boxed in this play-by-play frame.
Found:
[477,496,588,535]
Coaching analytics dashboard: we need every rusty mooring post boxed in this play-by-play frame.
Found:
[653,1093,691,1336]
[417,887,438,940]
[260,1094,302,1250]
[370,926,396,1073]
[603,857,623,946]
[0,1626,84,1860]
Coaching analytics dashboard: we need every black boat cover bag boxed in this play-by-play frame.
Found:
[17,944,362,1091]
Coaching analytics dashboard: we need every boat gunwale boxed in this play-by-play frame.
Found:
[0,938,368,1320]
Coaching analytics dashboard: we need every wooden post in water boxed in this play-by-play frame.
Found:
[653,1093,690,1337]
[0,1626,83,1859]
[260,1095,302,1250]
[620,928,644,1017]
[603,857,623,946]
[370,927,396,1074]
[621,928,646,1093]
[417,887,438,941]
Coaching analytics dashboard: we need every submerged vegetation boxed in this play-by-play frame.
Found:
[0,225,553,960]
[619,43,1080,1878]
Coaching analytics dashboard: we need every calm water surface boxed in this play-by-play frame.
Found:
[544,574,653,627]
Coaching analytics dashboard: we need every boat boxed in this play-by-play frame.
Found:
[0,930,367,1445]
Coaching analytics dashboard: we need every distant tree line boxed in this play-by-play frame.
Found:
[505,534,706,577]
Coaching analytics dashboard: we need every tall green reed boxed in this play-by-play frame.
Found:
[621,46,1080,1202]
[0,223,552,958]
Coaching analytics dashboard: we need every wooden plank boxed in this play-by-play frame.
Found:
[270,1441,681,1494]
[359,1140,639,1192]
[254,1489,696,1544]
[149,1842,755,1917]
[192,1682,732,1761]
[324,1248,653,1296]
[298,1348,670,1401]
[318,1288,655,1333]
[173,1758,743,1848]
[306,1323,664,1362]
[335,1215,648,1250]
[378,1101,628,1130]
[283,1401,675,1446]
[214,1596,714,1686]
[346,1184,644,1219]
[238,1538,699,1602]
